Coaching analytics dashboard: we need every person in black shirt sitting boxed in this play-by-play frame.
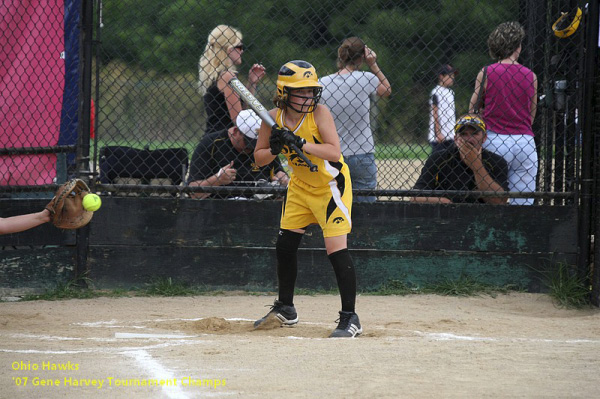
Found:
[412,114,508,204]
[188,109,288,199]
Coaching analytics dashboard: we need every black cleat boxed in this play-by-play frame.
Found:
[254,300,298,328]
[329,311,362,338]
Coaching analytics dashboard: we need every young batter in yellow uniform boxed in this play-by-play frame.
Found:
[254,60,361,338]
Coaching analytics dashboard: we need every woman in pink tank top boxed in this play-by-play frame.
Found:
[469,22,538,205]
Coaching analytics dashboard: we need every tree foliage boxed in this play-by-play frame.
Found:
[98,0,520,143]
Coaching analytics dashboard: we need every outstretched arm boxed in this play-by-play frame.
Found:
[0,209,51,235]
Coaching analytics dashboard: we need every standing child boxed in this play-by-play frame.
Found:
[429,64,458,153]
[253,60,361,338]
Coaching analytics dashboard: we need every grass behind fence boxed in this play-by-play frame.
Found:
[93,139,430,162]
[18,275,523,302]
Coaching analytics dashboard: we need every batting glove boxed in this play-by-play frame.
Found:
[269,127,285,155]
[280,130,306,150]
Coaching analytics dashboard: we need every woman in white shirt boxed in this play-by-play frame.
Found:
[319,37,391,203]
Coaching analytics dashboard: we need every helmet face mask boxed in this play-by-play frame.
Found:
[276,60,323,113]
[283,87,323,113]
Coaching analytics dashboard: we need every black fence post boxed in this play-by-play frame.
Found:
[578,0,599,304]
[589,2,600,307]
[75,0,94,287]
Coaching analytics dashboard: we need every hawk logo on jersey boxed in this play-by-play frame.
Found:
[251,162,261,172]
[288,153,309,168]
[283,147,309,168]
[332,217,345,224]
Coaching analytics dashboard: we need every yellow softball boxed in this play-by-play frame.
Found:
[82,194,102,212]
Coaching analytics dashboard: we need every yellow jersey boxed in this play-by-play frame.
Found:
[276,108,348,188]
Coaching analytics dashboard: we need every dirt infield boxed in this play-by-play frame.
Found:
[1,293,599,398]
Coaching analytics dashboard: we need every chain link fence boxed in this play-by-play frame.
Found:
[0,1,79,198]
[1,0,594,204]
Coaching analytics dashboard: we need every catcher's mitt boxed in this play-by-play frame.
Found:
[45,179,94,229]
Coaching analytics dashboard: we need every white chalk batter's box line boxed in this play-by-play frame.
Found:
[3,324,599,399]
[0,339,202,355]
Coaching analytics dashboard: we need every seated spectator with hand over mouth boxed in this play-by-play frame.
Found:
[412,114,508,205]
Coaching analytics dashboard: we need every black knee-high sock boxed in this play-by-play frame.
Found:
[328,248,356,313]
[276,230,303,306]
